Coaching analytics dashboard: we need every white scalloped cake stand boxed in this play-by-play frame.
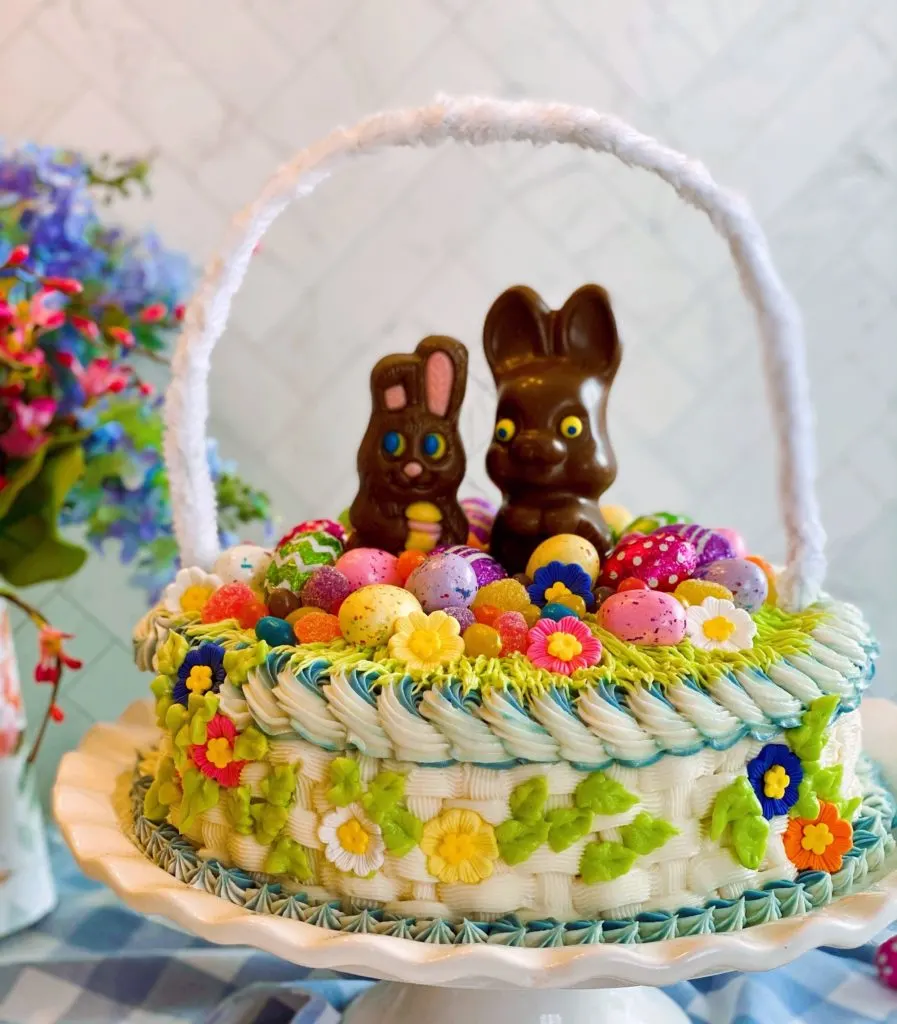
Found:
[53,698,897,1024]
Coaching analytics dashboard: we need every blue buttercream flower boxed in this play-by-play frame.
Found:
[172,643,226,705]
[746,743,803,818]
[527,561,594,609]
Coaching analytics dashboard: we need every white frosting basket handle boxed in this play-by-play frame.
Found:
[164,95,825,610]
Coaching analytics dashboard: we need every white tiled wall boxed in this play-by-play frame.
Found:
[2,0,895,799]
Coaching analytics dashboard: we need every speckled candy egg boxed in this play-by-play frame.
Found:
[599,504,633,538]
[433,544,506,587]
[525,534,601,584]
[697,558,768,611]
[461,496,497,546]
[265,530,343,594]
[599,590,687,646]
[334,548,401,591]
[338,584,422,646]
[654,523,736,569]
[406,553,478,612]
[602,533,697,592]
[213,544,272,589]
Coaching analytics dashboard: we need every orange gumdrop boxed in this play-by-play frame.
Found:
[396,548,427,583]
[474,603,502,627]
[294,611,343,644]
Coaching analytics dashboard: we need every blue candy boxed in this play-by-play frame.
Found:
[540,601,580,622]
[255,615,295,647]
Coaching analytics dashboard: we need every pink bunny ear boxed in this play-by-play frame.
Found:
[416,336,468,419]
[424,350,454,416]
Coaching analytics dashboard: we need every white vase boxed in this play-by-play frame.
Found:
[0,606,56,938]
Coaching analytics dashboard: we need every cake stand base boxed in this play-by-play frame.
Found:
[341,981,689,1023]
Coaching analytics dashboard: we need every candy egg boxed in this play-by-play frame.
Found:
[624,511,691,535]
[443,605,476,632]
[712,527,747,558]
[525,535,601,584]
[267,588,302,619]
[600,504,633,538]
[461,496,497,546]
[746,555,777,606]
[432,544,507,587]
[213,544,272,589]
[599,590,687,646]
[471,578,531,614]
[255,615,295,647]
[654,523,736,569]
[334,548,401,591]
[542,601,578,622]
[265,530,344,595]
[406,553,478,612]
[697,558,768,612]
[601,533,697,592]
[673,579,734,606]
[337,585,421,646]
[462,623,502,658]
[301,566,352,613]
[278,518,347,547]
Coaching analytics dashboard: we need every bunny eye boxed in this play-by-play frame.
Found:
[382,431,407,458]
[494,418,516,443]
[422,432,447,460]
[559,415,584,439]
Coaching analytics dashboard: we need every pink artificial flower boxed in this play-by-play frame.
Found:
[4,244,29,268]
[58,353,130,398]
[41,276,83,296]
[35,626,82,685]
[0,397,57,457]
[526,616,603,677]
[190,714,247,787]
[139,302,166,323]
[69,315,100,341]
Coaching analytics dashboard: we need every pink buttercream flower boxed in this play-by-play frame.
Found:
[190,713,247,787]
[526,616,602,676]
[0,397,57,457]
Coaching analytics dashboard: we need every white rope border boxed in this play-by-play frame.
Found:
[163,94,826,611]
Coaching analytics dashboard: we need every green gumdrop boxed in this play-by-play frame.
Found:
[732,814,770,869]
[151,673,174,727]
[327,757,362,807]
[379,807,423,857]
[710,777,763,842]
[234,724,269,763]
[619,812,678,855]
[143,756,179,822]
[545,806,593,852]
[574,771,638,816]
[579,840,637,884]
[810,764,844,804]
[495,818,550,866]
[509,776,549,825]
[156,630,189,676]
[361,771,406,823]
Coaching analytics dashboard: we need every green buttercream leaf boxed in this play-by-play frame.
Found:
[379,807,423,857]
[233,725,269,763]
[843,795,862,821]
[579,840,637,884]
[619,812,678,855]
[710,777,763,841]
[361,771,405,823]
[786,694,839,762]
[265,837,314,880]
[545,806,594,852]
[187,692,219,745]
[508,776,549,825]
[150,674,174,728]
[143,756,178,822]
[156,630,189,675]
[810,764,844,802]
[225,786,253,835]
[259,763,296,808]
[327,757,362,807]
[223,642,269,687]
[791,778,820,820]
[180,765,219,830]
[250,802,289,845]
[732,814,770,869]
[495,818,550,866]
[574,771,638,816]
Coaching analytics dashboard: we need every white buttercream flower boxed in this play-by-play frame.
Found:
[686,597,757,652]
[162,566,223,616]
[318,804,385,876]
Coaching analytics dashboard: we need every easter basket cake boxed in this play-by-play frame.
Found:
[131,97,890,948]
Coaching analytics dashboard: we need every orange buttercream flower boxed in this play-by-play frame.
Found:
[783,800,853,873]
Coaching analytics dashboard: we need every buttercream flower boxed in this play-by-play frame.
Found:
[189,713,246,787]
[527,561,594,609]
[162,566,223,616]
[173,643,226,705]
[420,808,498,885]
[526,616,602,676]
[685,597,757,652]
[389,610,464,672]
[784,801,852,873]
[746,743,803,818]
[318,804,386,876]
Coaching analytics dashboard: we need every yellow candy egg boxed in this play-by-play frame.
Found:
[462,623,503,658]
[471,578,531,613]
[600,504,633,536]
[338,584,422,646]
[673,579,734,607]
[525,534,601,584]
[522,604,542,627]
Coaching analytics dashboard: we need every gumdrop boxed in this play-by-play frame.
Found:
[496,611,528,655]
[301,566,351,613]
[443,605,476,632]
[462,623,502,659]
[473,603,502,627]
[541,602,574,622]
[618,577,649,593]
[202,582,266,629]
[522,604,542,627]
[471,578,530,614]
[294,612,343,644]
[286,606,319,625]
[396,548,427,583]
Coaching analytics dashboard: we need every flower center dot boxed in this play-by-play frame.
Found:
[703,616,736,642]
[801,822,835,855]
[408,630,441,660]
[205,736,233,769]
[439,832,477,865]
[336,818,370,855]
[547,633,583,661]
[180,584,213,613]
[763,765,790,799]
[544,582,572,602]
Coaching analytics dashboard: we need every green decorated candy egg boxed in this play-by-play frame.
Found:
[265,530,343,595]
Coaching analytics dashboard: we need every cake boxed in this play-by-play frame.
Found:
[130,284,891,946]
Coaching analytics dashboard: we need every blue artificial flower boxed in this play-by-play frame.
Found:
[746,743,803,818]
[172,643,227,705]
[527,560,595,609]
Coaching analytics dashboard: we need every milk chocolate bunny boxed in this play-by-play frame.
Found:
[347,337,469,554]
[484,284,622,575]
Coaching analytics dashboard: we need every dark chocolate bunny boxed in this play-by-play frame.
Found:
[347,336,469,554]
[484,285,622,575]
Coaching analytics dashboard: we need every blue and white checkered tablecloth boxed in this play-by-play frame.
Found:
[1,830,897,1023]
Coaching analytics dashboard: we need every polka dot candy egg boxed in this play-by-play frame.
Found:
[602,533,697,592]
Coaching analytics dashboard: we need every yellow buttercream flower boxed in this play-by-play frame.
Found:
[420,808,498,885]
[801,822,835,856]
[205,736,233,770]
[544,581,573,603]
[185,665,213,695]
[388,610,465,672]
[763,765,790,800]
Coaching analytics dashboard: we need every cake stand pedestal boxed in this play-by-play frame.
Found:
[54,699,897,1024]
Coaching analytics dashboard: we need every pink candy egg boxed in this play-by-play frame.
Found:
[712,527,747,558]
[599,590,686,646]
[876,936,897,989]
[432,544,507,587]
[334,548,401,591]
[461,496,497,545]
[601,533,697,592]
[278,518,346,547]
[655,523,736,569]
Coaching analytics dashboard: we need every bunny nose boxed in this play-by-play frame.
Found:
[403,461,423,478]
[514,432,565,465]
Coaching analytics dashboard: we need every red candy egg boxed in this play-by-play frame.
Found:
[600,533,697,592]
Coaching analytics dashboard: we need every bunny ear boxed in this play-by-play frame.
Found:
[554,284,622,379]
[416,336,468,418]
[370,355,421,412]
[483,285,550,378]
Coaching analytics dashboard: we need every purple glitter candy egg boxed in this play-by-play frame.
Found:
[300,565,352,613]
[652,523,736,569]
[443,605,476,632]
[431,544,507,587]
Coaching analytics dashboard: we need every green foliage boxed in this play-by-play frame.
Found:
[710,777,763,842]
[786,695,840,762]
[156,630,189,676]
[619,813,678,855]
[580,841,637,884]
[143,756,180,822]
[732,815,770,869]
[327,758,362,807]
[265,837,314,880]
[495,818,550,866]
[361,771,405,822]
[187,692,219,745]
[224,786,253,835]
[251,802,289,846]
[259,764,296,808]
[574,771,638,816]
[791,778,821,820]
[150,673,174,728]
[233,725,269,763]
[545,806,594,852]
[223,642,269,685]
[379,807,423,857]
[179,765,219,830]
[508,776,549,825]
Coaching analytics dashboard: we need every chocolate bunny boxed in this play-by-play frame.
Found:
[484,285,622,575]
[347,336,469,554]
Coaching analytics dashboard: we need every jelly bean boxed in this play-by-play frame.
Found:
[462,623,503,658]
